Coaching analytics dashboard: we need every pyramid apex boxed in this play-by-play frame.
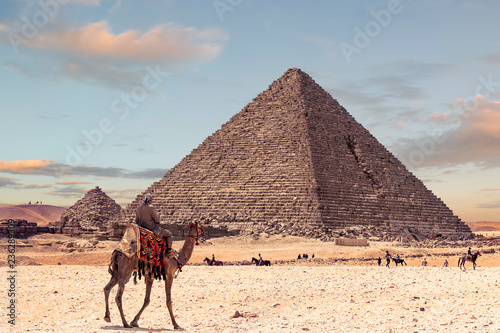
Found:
[281,67,311,79]
[261,67,320,98]
[284,67,304,74]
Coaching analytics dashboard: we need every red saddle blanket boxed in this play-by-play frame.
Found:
[139,226,167,267]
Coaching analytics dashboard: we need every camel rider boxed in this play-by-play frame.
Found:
[136,193,173,257]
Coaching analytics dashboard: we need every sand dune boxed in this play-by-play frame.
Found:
[466,221,500,232]
[0,204,66,225]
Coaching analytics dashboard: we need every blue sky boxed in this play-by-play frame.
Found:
[0,0,499,222]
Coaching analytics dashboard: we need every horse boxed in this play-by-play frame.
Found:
[458,251,481,270]
[251,257,271,266]
[392,258,407,266]
[203,257,224,266]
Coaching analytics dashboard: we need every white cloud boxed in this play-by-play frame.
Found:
[389,121,405,130]
[25,21,228,62]
[1,18,228,89]
[429,112,448,122]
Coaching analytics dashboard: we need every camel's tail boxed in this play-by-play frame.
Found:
[108,250,120,276]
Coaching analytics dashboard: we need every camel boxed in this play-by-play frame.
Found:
[458,251,481,270]
[103,222,202,329]
[203,257,224,266]
[252,257,271,266]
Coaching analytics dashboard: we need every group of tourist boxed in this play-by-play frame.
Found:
[378,248,472,267]
[297,253,314,259]
[377,251,405,267]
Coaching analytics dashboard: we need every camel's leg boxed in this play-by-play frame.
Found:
[115,280,132,328]
[130,277,154,327]
[103,276,118,322]
[165,274,182,330]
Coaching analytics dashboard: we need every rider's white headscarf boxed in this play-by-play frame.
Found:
[143,193,153,203]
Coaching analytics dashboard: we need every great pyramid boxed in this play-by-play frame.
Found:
[60,186,123,236]
[119,68,471,240]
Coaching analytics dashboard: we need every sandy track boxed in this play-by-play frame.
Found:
[2,265,499,332]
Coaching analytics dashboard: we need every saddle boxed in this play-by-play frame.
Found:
[116,224,179,280]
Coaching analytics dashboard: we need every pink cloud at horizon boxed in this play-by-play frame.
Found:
[23,184,52,189]
[56,181,93,185]
[459,99,500,139]
[0,159,54,174]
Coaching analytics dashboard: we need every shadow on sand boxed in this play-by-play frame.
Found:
[101,325,176,332]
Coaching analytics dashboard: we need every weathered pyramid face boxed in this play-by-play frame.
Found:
[122,68,471,240]
[61,186,122,231]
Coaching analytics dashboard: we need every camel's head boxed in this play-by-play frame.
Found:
[188,222,204,245]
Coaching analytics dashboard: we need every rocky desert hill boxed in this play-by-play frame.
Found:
[0,204,66,225]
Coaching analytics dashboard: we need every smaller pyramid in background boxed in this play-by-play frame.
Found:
[60,186,122,234]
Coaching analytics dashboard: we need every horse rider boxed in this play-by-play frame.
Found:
[136,193,174,257]
[467,247,472,260]
[258,253,263,266]
[211,254,216,265]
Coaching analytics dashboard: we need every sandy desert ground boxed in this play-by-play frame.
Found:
[1,265,499,333]
[1,233,500,332]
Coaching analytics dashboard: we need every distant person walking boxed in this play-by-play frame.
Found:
[443,259,448,267]
[385,251,391,268]
[377,257,382,266]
